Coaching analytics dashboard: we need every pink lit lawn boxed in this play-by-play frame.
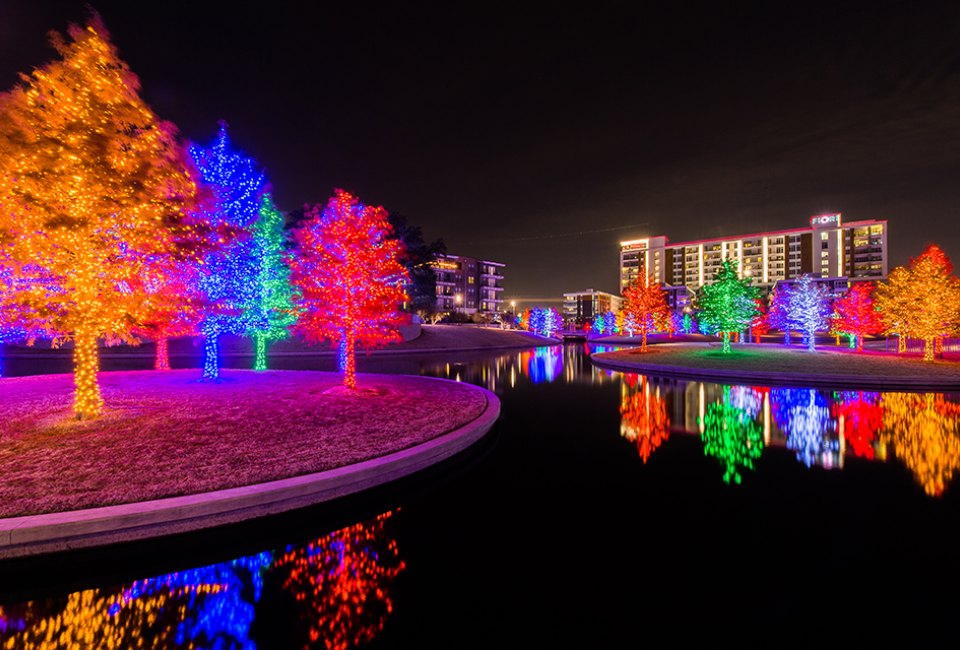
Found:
[0,370,488,518]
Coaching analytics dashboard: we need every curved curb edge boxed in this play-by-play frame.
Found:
[590,353,960,391]
[0,382,501,560]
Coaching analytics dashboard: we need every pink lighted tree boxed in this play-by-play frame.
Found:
[289,190,409,388]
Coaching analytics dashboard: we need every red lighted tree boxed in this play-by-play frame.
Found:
[875,245,960,361]
[132,258,205,370]
[750,298,769,343]
[289,190,409,388]
[832,282,883,353]
[622,274,671,352]
[0,18,200,418]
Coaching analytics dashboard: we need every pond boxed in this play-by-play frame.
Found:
[1,341,959,646]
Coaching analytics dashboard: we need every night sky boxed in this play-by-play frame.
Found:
[3,1,960,304]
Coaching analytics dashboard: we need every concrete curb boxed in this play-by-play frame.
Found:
[0,381,501,559]
[591,352,960,391]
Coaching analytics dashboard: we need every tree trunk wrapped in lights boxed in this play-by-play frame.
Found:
[875,245,960,362]
[289,190,409,389]
[0,17,201,418]
[247,193,298,371]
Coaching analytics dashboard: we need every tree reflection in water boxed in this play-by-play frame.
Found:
[771,388,839,468]
[0,512,404,649]
[832,391,883,459]
[619,374,670,463]
[699,385,763,484]
[881,392,960,497]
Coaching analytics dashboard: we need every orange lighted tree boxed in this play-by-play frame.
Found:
[289,190,409,388]
[832,282,883,353]
[875,245,960,361]
[622,274,671,352]
[0,18,200,417]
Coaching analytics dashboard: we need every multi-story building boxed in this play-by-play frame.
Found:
[619,213,888,293]
[431,254,505,318]
[562,289,623,327]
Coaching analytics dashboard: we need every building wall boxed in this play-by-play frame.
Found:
[431,254,505,317]
[562,289,623,326]
[619,214,888,294]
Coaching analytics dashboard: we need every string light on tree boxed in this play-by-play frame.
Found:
[189,121,267,380]
[695,259,760,353]
[247,193,298,371]
[289,190,409,389]
[875,245,960,362]
[0,17,200,417]
[622,274,671,352]
[787,274,832,352]
[831,282,883,353]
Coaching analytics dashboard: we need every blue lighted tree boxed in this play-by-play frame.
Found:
[247,193,298,370]
[788,274,832,352]
[189,122,267,379]
[592,312,605,335]
[603,310,616,334]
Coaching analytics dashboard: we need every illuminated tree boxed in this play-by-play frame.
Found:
[189,122,267,380]
[788,274,832,352]
[528,307,546,335]
[615,309,626,335]
[875,245,960,361]
[622,274,671,352]
[620,376,670,462]
[247,193,297,370]
[542,308,562,337]
[0,18,200,417]
[290,190,409,389]
[831,282,882,352]
[682,311,693,334]
[129,255,206,371]
[604,310,617,334]
[881,392,960,496]
[832,391,883,459]
[767,283,795,344]
[696,259,760,353]
[699,385,763,484]
[592,312,606,335]
[517,308,530,331]
[750,298,769,343]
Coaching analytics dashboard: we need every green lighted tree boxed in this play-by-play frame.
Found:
[699,385,764,484]
[246,193,298,370]
[696,259,760,353]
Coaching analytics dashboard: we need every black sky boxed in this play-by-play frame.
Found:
[3,1,960,303]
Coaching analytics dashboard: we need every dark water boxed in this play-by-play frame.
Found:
[2,342,960,647]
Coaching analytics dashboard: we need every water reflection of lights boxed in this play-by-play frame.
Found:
[608,370,960,496]
[699,385,764,484]
[620,375,670,463]
[771,388,840,469]
[0,513,404,650]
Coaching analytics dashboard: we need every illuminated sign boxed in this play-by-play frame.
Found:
[620,239,648,251]
[810,213,841,228]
